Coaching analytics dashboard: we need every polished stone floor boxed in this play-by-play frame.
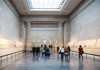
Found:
[1,52,100,70]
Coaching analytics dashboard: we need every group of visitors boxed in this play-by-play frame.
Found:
[58,45,84,61]
[32,46,40,55]
[32,43,84,61]
[32,44,52,57]
[58,46,71,61]
[41,44,50,57]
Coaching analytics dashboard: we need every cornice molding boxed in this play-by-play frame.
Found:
[22,15,68,22]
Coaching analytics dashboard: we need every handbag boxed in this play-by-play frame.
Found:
[81,51,84,54]
[65,52,68,56]
[58,50,61,54]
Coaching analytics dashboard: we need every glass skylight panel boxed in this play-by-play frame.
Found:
[28,0,65,11]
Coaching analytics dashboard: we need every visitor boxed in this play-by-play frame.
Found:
[78,45,84,60]
[59,46,65,61]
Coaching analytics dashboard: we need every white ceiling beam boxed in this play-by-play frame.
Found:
[59,0,70,14]
[23,0,31,15]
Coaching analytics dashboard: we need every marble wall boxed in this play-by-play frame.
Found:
[69,0,100,55]
[0,0,23,56]
[31,23,58,48]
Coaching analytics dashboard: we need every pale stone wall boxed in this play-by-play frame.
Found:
[19,21,26,50]
[64,22,70,46]
[0,0,23,56]
[69,0,100,55]
[30,23,58,50]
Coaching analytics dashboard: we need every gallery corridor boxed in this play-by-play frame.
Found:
[0,0,100,70]
[1,52,100,70]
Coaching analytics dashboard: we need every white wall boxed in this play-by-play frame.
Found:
[0,0,23,56]
[69,0,100,55]
[19,21,26,49]
[31,23,58,47]
[64,22,70,45]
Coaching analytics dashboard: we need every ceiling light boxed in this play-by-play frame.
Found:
[28,0,66,11]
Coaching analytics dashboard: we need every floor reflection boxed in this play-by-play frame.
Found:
[1,53,100,70]
[59,62,71,70]
[78,61,84,70]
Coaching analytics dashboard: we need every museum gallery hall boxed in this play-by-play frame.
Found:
[0,0,100,70]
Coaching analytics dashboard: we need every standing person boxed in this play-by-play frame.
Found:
[44,44,47,52]
[78,45,84,60]
[45,46,50,57]
[64,45,71,61]
[36,46,40,56]
[40,44,43,53]
[32,43,36,55]
[67,45,71,61]
[36,46,38,55]
[48,44,53,53]
[56,45,60,59]
[67,46,71,56]
[64,46,68,60]
[59,46,65,61]
[49,44,53,49]
[32,47,35,55]
[42,44,47,57]
[57,47,59,53]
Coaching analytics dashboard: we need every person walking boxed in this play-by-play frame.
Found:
[65,45,71,62]
[67,46,71,57]
[32,47,35,55]
[59,46,65,61]
[78,45,84,60]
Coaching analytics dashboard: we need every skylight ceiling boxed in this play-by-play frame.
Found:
[28,0,66,11]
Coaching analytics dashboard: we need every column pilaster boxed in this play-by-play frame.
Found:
[58,21,64,47]
[26,21,32,50]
